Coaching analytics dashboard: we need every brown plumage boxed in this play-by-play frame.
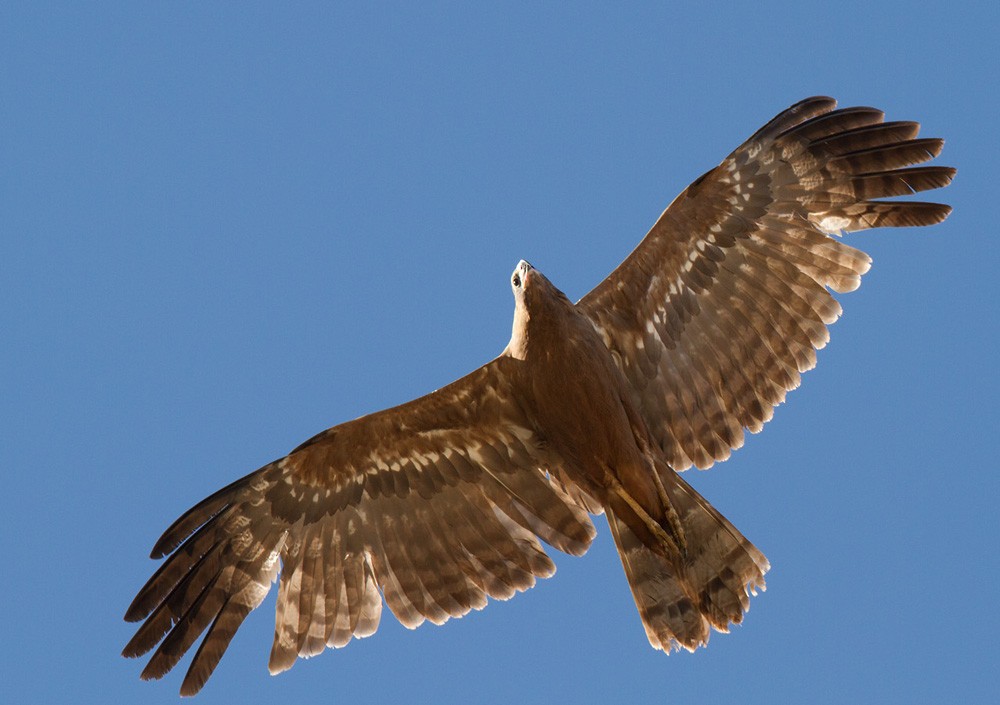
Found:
[124,97,953,695]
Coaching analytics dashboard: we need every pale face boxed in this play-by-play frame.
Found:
[507,259,535,360]
[510,259,533,296]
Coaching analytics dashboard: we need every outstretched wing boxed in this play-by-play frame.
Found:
[578,96,954,471]
[123,356,596,695]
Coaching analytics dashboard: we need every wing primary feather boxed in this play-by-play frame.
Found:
[125,511,231,622]
[746,96,837,142]
[140,570,224,681]
[151,472,257,559]
[776,105,884,141]
[180,596,254,696]
[811,121,920,155]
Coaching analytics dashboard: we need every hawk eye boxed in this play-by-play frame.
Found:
[513,274,521,288]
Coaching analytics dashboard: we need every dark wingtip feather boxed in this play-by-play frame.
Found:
[852,166,956,200]
[833,138,945,174]
[179,598,254,697]
[125,555,181,622]
[138,576,223,683]
[779,105,885,141]
[122,605,172,657]
[150,472,256,558]
[750,96,837,143]
[123,602,145,624]
[151,499,227,560]
[127,519,226,622]
[813,121,921,156]
[888,201,953,226]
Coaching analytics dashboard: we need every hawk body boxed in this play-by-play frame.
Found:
[125,97,953,695]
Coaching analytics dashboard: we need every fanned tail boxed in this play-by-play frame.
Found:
[609,469,768,652]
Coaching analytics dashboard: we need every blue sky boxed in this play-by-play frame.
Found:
[3,3,996,704]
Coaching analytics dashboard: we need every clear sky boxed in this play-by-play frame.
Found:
[3,3,996,704]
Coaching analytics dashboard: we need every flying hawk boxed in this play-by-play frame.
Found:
[124,97,954,695]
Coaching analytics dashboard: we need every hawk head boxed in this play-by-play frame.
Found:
[511,259,559,310]
[510,259,533,294]
[507,259,576,360]
[511,259,572,310]
[507,260,536,359]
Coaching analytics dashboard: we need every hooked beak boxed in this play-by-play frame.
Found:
[517,259,533,284]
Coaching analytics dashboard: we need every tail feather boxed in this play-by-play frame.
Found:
[608,509,709,651]
[609,471,768,652]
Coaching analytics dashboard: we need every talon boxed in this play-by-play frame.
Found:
[651,468,687,556]
[606,473,683,560]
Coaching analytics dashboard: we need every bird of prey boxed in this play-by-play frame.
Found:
[123,97,954,695]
